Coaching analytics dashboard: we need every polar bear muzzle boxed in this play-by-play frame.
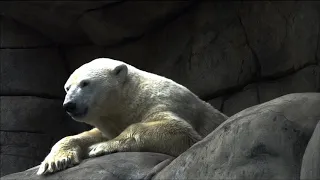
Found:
[63,101,88,119]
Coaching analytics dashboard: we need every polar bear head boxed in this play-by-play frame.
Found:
[63,58,128,123]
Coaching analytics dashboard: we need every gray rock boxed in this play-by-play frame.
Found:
[0,48,68,97]
[300,121,320,180]
[0,2,118,44]
[239,1,319,77]
[78,1,193,45]
[0,96,92,176]
[0,131,52,177]
[259,65,320,103]
[222,65,320,116]
[154,93,320,180]
[207,96,224,112]
[105,2,256,99]
[0,96,88,137]
[1,152,173,180]
[223,84,259,116]
[0,15,52,48]
[64,45,106,72]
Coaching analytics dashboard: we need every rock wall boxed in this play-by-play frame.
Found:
[1,1,320,177]
[0,16,91,177]
[62,1,320,114]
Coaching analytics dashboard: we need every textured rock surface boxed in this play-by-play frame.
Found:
[0,132,52,177]
[102,2,257,99]
[64,45,106,72]
[223,65,320,116]
[0,15,52,48]
[0,10,91,176]
[0,96,84,136]
[300,121,320,180]
[207,97,224,112]
[258,65,320,103]
[1,152,173,180]
[239,1,319,77]
[78,1,193,45]
[0,48,68,98]
[0,96,91,177]
[0,1,118,44]
[62,1,320,99]
[154,93,320,179]
[223,85,259,116]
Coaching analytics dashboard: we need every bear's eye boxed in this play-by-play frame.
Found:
[80,80,90,88]
[65,86,70,92]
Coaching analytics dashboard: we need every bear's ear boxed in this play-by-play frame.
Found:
[113,64,128,81]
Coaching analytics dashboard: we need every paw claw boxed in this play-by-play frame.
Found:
[36,149,81,175]
[36,162,47,175]
[88,143,111,157]
[57,161,61,170]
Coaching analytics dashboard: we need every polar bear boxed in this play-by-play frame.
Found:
[37,58,228,175]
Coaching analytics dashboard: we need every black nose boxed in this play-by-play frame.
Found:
[63,102,77,113]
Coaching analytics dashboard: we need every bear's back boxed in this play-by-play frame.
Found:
[133,68,228,137]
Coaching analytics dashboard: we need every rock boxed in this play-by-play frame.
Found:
[300,121,320,180]
[0,131,52,177]
[174,17,255,99]
[0,1,118,44]
[0,96,88,137]
[64,45,106,72]
[0,15,52,48]
[105,2,256,99]
[0,48,68,97]
[222,65,320,116]
[78,1,193,45]
[0,96,92,176]
[258,65,320,103]
[1,152,173,180]
[239,1,319,77]
[223,84,259,116]
[0,154,37,178]
[207,96,224,112]
[154,93,320,179]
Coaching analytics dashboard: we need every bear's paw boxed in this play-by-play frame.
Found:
[37,148,81,175]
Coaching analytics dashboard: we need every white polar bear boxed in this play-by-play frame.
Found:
[37,58,227,175]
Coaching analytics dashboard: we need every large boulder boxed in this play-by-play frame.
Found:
[155,93,320,179]
[1,152,173,180]
[300,121,320,180]
[0,131,52,177]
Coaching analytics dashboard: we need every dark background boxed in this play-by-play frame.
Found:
[1,1,320,177]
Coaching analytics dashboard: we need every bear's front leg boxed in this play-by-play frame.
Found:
[37,136,82,175]
[88,138,136,157]
[88,118,202,158]
[37,128,107,175]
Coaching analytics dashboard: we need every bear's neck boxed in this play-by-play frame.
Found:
[91,70,153,139]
